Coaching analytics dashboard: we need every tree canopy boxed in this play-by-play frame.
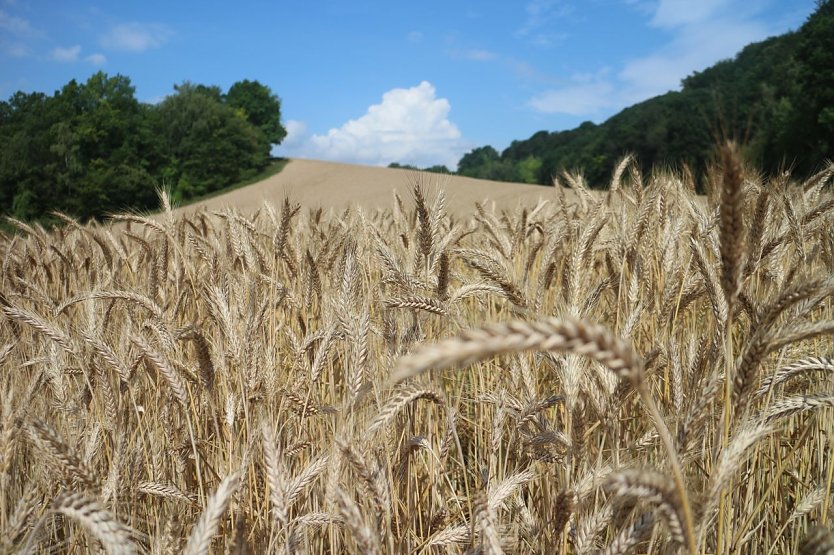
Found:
[225,79,287,145]
[0,73,287,222]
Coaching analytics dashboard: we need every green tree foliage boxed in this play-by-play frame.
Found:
[0,73,284,222]
[457,146,519,181]
[0,73,157,221]
[516,155,542,184]
[457,146,500,178]
[225,79,287,145]
[1,91,56,220]
[423,165,452,174]
[388,162,452,174]
[458,2,833,187]
[154,82,270,202]
[790,0,834,171]
[387,162,419,170]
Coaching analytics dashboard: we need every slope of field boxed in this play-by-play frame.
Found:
[178,158,565,215]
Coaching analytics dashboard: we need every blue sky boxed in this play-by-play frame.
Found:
[0,0,817,169]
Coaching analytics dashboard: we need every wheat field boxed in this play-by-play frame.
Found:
[2,147,834,554]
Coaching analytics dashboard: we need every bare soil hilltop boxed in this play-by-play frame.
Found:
[178,158,565,215]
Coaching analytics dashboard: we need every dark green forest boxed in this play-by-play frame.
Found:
[0,75,285,223]
[456,1,834,187]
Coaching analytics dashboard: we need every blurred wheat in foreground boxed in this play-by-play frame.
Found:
[2,152,834,554]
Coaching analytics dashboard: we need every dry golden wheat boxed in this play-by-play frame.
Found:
[2,161,833,553]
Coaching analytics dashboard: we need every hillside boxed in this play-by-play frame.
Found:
[458,2,833,187]
[176,158,571,216]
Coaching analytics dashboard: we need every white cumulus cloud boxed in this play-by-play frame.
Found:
[282,82,469,169]
[101,22,172,52]
[50,44,81,62]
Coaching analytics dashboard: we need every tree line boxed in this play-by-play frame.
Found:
[454,1,833,188]
[0,73,286,223]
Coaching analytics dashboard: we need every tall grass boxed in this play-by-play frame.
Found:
[2,151,834,553]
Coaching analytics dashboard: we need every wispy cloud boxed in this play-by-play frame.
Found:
[85,52,106,66]
[619,0,768,101]
[620,0,655,17]
[0,8,40,37]
[528,0,777,117]
[280,81,469,169]
[4,43,28,57]
[516,0,572,46]
[49,45,106,65]
[0,7,43,58]
[101,22,172,52]
[451,48,498,62]
[529,70,616,115]
[650,0,729,27]
[407,31,423,43]
[618,16,766,100]
[50,44,81,62]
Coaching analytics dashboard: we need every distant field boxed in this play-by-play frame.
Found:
[175,157,570,216]
[2,152,834,554]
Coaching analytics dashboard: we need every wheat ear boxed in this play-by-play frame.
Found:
[391,317,641,384]
[601,512,655,555]
[131,334,189,407]
[1,306,75,354]
[391,316,698,553]
[54,492,137,555]
[756,356,834,398]
[183,471,242,555]
[261,424,288,527]
[367,385,446,437]
[605,470,685,546]
[718,141,745,309]
[473,489,503,554]
[28,420,96,489]
[333,487,381,554]
[385,295,447,315]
